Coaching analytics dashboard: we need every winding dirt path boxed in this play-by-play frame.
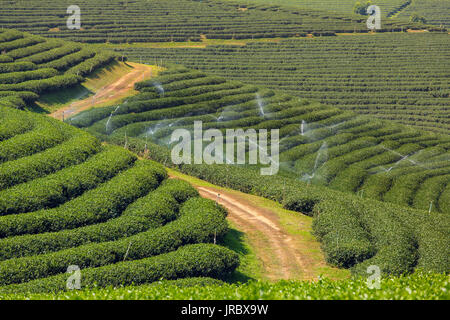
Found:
[50,62,154,120]
[197,187,312,280]
[169,172,320,281]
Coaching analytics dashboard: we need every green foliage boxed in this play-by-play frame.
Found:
[410,13,427,24]
[0,197,228,285]
[0,244,239,294]
[0,29,118,105]
[0,130,100,190]
[0,145,137,215]
[0,0,424,44]
[0,61,35,73]
[2,272,447,300]
[0,30,24,43]
[126,34,450,134]
[82,67,450,217]
[0,84,237,292]
[0,55,13,63]
[6,40,62,60]
[0,35,44,52]
[0,179,198,261]
[353,1,372,15]
[0,68,58,84]
[0,74,83,94]
[114,133,449,275]
[67,51,119,76]
[0,160,165,238]
[0,113,72,163]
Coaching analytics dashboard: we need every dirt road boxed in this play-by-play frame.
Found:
[50,62,154,120]
[188,184,318,281]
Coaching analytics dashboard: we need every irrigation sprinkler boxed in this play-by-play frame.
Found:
[144,133,148,153]
[123,242,133,262]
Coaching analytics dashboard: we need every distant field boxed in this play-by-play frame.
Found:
[397,0,450,26]
[226,0,450,25]
[118,33,450,134]
[225,0,407,16]
[0,0,436,44]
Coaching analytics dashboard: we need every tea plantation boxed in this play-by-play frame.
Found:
[0,29,117,108]
[1,272,447,300]
[0,7,448,299]
[0,0,436,44]
[118,33,450,134]
[0,105,238,294]
[72,67,450,214]
[226,0,450,26]
[68,66,449,278]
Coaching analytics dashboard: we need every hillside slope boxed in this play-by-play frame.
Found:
[0,29,118,109]
[71,66,450,214]
[119,33,450,134]
[0,105,238,294]
[68,66,449,277]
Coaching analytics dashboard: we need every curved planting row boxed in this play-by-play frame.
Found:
[125,33,450,134]
[0,130,100,190]
[0,68,58,84]
[0,106,239,292]
[74,67,450,214]
[0,244,238,294]
[0,112,74,163]
[0,29,119,107]
[0,0,436,45]
[113,134,449,276]
[0,197,228,285]
[0,106,35,141]
[73,65,448,278]
[0,179,196,261]
[0,145,137,215]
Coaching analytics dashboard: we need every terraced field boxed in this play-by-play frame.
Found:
[392,0,450,25]
[69,67,449,277]
[226,0,409,17]
[0,0,436,44]
[0,5,448,299]
[228,0,450,25]
[71,67,450,214]
[0,29,118,109]
[0,105,238,294]
[118,33,450,134]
